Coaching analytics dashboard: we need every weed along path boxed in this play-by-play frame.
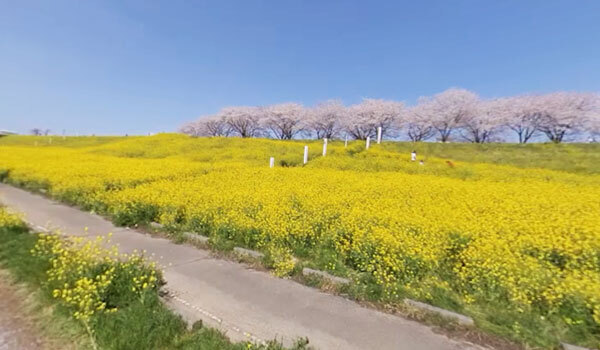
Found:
[0,184,481,350]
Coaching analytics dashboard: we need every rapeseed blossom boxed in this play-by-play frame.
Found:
[1,135,599,335]
[30,233,159,322]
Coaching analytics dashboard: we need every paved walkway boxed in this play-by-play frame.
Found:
[0,184,480,350]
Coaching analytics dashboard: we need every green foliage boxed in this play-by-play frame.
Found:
[0,213,306,350]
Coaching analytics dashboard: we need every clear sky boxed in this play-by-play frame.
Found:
[1,0,599,135]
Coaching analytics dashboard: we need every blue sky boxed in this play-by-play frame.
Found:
[1,0,599,135]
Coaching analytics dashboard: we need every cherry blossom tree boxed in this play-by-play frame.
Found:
[261,103,305,139]
[221,106,263,138]
[178,89,600,143]
[498,96,544,144]
[306,100,345,139]
[586,96,600,141]
[460,99,505,143]
[587,117,600,142]
[344,98,404,140]
[423,88,479,142]
[29,128,51,136]
[537,92,597,143]
[180,115,231,137]
[205,115,233,136]
[402,104,435,141]
[179,121,202,136]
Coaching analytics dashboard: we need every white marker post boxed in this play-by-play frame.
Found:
[366,136,371,150]
[322,138,328,156]
[269,157,275,168]
[303,146,308,164]
[344,135,348,148]
[377,126,382,144]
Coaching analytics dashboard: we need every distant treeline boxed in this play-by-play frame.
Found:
[180,88,600,143]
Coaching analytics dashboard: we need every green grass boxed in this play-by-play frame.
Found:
[381,141,600,175]
[0,135,125,148]
[0,222,309,350]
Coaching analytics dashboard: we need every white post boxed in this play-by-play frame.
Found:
[322,138,328,156]
[366,137,371,150]
[377,126,382,144]
[303,146,308,164]
[344,135,348,148]
[269,157,275,168]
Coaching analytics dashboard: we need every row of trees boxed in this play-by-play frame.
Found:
[180,89,600,143]
[30,128,52,136]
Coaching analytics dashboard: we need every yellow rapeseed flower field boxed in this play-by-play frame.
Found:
[1,134,599,346]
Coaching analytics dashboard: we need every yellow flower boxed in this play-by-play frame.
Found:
[2,135,599,329]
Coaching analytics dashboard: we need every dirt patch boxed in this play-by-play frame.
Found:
[0,277,44,350]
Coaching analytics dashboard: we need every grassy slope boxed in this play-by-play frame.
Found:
[382,141,600,175]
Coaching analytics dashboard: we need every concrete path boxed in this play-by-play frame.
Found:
[0,184,481,350]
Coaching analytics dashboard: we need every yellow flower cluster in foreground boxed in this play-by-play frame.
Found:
[0,206,162,348]
[31,233,159,322]
[1,137,599,329]
[0,207,23,228]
